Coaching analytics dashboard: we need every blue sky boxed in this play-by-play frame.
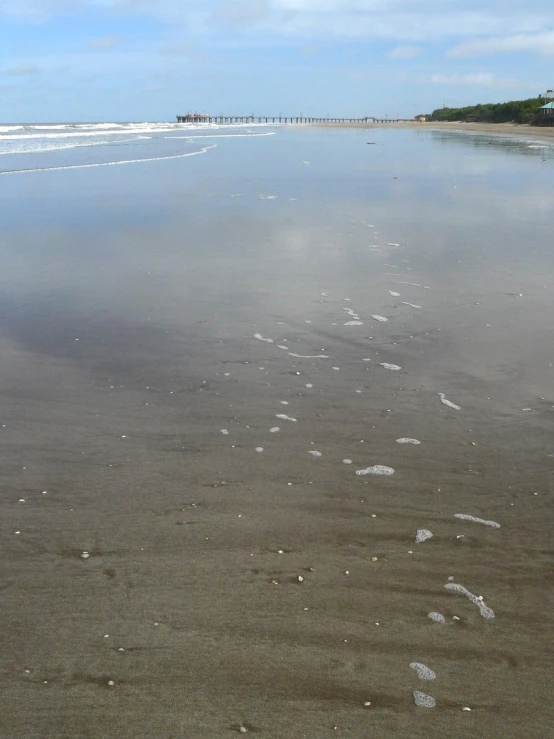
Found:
[1,0,553,122]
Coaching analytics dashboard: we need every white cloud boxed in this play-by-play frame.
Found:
[449,31,554,57]
[422,72,521,88]
[387,45,421,59]
[1,1,553,43]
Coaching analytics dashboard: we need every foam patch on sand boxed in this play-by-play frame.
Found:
[344,321,364,326]
[416,529,433,543]
[388,291,401,297]
[444,583,495,619]
[427,612,446,623]
[371,315,388,322]
[270,427,280,433]
[455,514,500,528]
[276,414,297,422]
[438,393,461,410]
[308,450,322,457]
[401,301,422,309]
[380,363,401,371]
[356,465,395,476]
[342,459,353,464]
[410,663,436,680]
[254,333,273,343]
[396,438,420,444]
[413,692,436,708]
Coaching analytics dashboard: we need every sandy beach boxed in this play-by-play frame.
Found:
[1,125,553,738]
[312,120,554,142]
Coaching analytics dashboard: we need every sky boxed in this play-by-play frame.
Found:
[0,0,553,122]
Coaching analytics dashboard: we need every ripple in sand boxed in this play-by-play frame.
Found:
[410,663,436,680]
[254,333,273,343]
[444,583,495,619]
[380,363,401,371]
[415,529,433,543]
[455,514,500,528]
[396,438,420,445]
[413,691,436,708]
[371,315,388,322]
[427,612,446,623]
[288,353,329,359]
[388,291,401,297]
[438,393,461,410]
[276,414,297,422]
[356,465,394,476]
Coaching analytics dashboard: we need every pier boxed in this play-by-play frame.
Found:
[176,114,415,125]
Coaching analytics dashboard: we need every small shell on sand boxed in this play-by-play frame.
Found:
[80,552,90,559]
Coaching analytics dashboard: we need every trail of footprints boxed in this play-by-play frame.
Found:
[239,228,502,717]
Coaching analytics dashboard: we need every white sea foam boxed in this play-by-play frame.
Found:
[371,315,388,322]
[387,291,400,297]
[0,144,217,175]
[427,612,446,623]
[416,529,433,543]
[344,321,363,326]
[410,663,436,680]
[438,393,461,410]
[387,242,400,247]
[355,465,394,476]
[168,132,276,139]
[379,363,401,371]
[413,692,436,708]
[270,427,280,433]
[396,438,420,444]
[276,414,297,422]
[342,459,353,464]
[401,301,422,309]
[308,450,322,457]
[454,514,500,528]
[254,333,274,343]
[444,583,495,619]
[0,135,150,157]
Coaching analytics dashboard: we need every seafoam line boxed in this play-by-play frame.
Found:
[0,145,217,175]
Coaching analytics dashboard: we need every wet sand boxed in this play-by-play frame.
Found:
[0,127,553,737]
[312,120,554,142]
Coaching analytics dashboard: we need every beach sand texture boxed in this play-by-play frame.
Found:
[0,125,553,737]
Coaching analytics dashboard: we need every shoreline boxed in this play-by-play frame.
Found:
[305,120,554,142]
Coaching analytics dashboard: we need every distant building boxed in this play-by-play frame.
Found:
[414,114,427,122]
[536,102,554,126]
[543,90,554,100]
[177,113,211,123]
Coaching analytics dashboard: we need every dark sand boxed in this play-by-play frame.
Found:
[312,120,554,142]
[0,127,553,738]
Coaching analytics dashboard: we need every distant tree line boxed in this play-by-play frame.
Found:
[427,97,545,124]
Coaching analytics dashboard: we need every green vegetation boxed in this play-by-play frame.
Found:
[428,97,545,124]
